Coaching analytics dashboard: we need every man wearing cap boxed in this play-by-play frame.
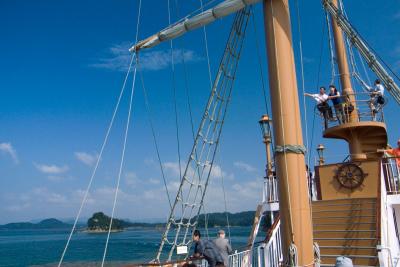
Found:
[214,229,232,266]
[192,230,224,267]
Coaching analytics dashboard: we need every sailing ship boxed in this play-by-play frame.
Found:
[57,0,400,266]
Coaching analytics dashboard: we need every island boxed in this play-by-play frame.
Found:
[86,212,126,233]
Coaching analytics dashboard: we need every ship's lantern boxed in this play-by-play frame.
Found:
[317,144,325,165]
[259,114,272,140]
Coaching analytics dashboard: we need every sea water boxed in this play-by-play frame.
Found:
[0,227,258,267]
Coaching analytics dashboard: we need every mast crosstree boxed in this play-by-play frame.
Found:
[155,7,251,262]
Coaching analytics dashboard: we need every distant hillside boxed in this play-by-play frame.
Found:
[196,211,256,228]
[86,211,263,232]
[0,218,71,230]
[0,210,270,231]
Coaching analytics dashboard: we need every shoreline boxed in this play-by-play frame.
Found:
[82,228,124,233]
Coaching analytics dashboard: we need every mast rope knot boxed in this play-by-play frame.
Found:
[275,145,306,155]
[314,242,321,267]
[286,242,298,267]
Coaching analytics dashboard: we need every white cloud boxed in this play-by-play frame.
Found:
[1,173,264,223]
[34,163,69,174]
[138,49,201,71]
[124,171,138,187]
[6,202,31,212]
[47,193,67,204]
[47,175,64,182]
[89,42,201,72]
[148,178,160,185]
[74,151,98,166]
[234,161,258,173]
[0,142,18,164]
[163,161,181,176]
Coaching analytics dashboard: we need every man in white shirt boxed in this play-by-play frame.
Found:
[360,79,385,117]
[305,87,331,129]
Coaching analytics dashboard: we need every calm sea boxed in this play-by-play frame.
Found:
[0,226,260,267]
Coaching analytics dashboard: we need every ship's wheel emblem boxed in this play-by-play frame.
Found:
[335,163,367,190]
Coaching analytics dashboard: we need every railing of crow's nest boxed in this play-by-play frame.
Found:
[315,92,387,129]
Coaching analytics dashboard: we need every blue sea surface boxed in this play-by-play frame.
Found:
[0,227,260,267]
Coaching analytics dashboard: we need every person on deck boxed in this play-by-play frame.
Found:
[360,79,385,117]
[192,230,225,267]
[385,139,400,168]
[214,229,232,267]
[305,87,331,129]
[328,85,345,124]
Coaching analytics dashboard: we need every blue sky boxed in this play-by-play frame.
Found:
[0,0,399,224]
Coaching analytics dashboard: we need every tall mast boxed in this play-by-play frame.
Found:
[327,0,368,160]
[330,0,358,123]
[262,0,314,265]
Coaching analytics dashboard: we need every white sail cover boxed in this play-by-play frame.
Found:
[130,0,261,52]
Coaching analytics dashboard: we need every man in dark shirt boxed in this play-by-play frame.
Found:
[192,230,225,267]
[328,85,345,124]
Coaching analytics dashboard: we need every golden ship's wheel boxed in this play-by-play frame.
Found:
[335,163,367,190]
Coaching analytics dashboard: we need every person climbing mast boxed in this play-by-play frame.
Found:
[359,78,385,120]
[305,87,331,129]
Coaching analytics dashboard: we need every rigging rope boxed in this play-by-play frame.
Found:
[137,66,172,210]
[173,0,205,219]
[101,57,138,267]
[199,0,214,91]
[294,0,311,180]
[325,11,337,85]
[339,0,370,95]
[101,1,143,264]
[57,54,136,267]
[202,202,210,238]
[250,6,270,115]
[217,152,232,244]
[172,0,197,141]
[308,16,327,167]
[358,49,372,86]
[167,0,184,197]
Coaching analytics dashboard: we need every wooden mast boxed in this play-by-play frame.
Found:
[262,0,314,265]
[328,0,367,160]
[330,0,356,118]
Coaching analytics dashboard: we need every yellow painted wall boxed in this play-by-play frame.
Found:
[316,160,380,200]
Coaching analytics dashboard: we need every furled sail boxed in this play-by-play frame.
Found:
[129,0,261,52]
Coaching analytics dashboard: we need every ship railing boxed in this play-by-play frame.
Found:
[379,160,400,267]
[382,157,400,194]
[257,217,282,267]
[228,248,257,267]
[315,92,387,129]
[226,217,282,267]
[263,175,279,203]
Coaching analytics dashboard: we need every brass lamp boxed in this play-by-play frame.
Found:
[317,144,325,165]
[259,114,273,176]
[259,114,272,141]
